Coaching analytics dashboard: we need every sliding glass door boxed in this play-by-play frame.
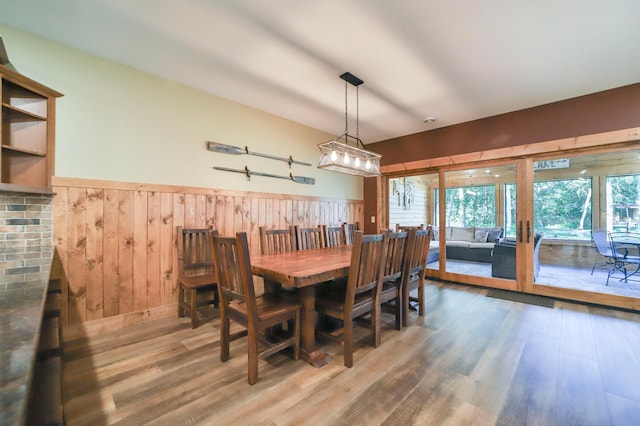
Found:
[385,143,640,311]
[525,150,640,308]
[437,162,521,287]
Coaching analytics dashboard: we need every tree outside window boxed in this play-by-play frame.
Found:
[436,185,496,227]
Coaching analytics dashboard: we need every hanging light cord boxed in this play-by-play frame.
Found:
[356,85,360,145]
[344,79,349,138]
[343,78,363,148]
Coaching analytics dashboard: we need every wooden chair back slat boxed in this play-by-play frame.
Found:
[347,231,387,303]
[259,226,297,255]
[342,222,360,245]
[178,227,216,275]
[395,224,424,232]
[383,231,410,283]
[212,234,250,305]
[406,228,431,276]
[295,225,326,250]
[324,225,347,247]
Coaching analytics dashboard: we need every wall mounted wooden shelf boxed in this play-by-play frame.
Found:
[1,63,63,194]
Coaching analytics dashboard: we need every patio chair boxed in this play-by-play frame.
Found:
[591,229,615,275]
[607,233,640,285]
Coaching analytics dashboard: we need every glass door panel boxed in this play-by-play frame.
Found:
[442,164,517,283]
[528,149,640,305]
[388,173,439,270]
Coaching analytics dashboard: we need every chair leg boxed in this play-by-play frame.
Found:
[248,332,259,385]
[293,311,300,361]
[418,283,425,317]
[177,283,185,318]
[189,288,198,329]
[344,318,353,368]
[402,287,409,328]
[220,307,230,362]
[395,294,402,330]
[372,304,381,348]
[213,285,219,310]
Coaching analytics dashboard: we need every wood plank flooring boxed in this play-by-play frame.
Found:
[62,280,640,425]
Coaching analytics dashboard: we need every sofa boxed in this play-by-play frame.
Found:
[431,226,504,263]
[491,233,543,279]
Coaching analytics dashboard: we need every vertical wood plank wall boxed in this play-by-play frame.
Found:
[52,177,363,337]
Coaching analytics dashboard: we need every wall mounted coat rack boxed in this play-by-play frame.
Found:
[207,141,311,167]
[213,166,315,185]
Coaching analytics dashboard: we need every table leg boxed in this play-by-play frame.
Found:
[298,286,332,368]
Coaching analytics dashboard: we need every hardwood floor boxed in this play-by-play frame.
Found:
[62,281,640,425]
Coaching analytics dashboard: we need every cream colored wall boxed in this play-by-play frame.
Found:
[0,24,362,199]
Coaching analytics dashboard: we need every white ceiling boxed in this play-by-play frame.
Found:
[1,0,639,143]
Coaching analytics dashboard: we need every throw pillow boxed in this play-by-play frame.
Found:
[450,227,475,242]
[486,228,503,243]
[475,229,489,242]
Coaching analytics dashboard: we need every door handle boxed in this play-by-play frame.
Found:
[527,220,531,243]
[518,221,523,243]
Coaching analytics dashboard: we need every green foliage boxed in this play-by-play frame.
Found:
[533,178,592,234]
[443,185,496,227]
[432,174,640,240]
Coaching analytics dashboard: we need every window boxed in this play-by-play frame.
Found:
[607,174,640,233]
[528,178,593,240]
[436,185,496,227]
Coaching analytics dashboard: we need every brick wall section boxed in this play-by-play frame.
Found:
[0,191,53,291]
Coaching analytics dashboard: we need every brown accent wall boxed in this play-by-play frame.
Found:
[363,83,640,228]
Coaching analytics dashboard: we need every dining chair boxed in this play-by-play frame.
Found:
[402,227,431,327]
[259,226,297,255]
[378,230,410,343]
[315,231,387,367]
[324,225,347,247]
[177,226,219,328]
[342,222,360,245]
[295,225,326,250]
[212,232,301,385]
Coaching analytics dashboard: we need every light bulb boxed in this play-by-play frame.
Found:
[365,158,371,169]
[354,156,361,168]
[343,151,350,164]
[330,149,337,162]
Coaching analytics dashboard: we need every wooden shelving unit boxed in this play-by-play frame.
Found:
[1,63,63,194]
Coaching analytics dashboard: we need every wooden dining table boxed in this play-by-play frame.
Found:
[251,244,352,367]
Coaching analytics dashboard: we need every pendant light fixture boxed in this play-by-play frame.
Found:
[317,72,382,177]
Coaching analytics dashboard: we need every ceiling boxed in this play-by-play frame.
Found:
[1,0,639,143]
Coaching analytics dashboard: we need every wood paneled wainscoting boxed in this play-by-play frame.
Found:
[51,177,363,340]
